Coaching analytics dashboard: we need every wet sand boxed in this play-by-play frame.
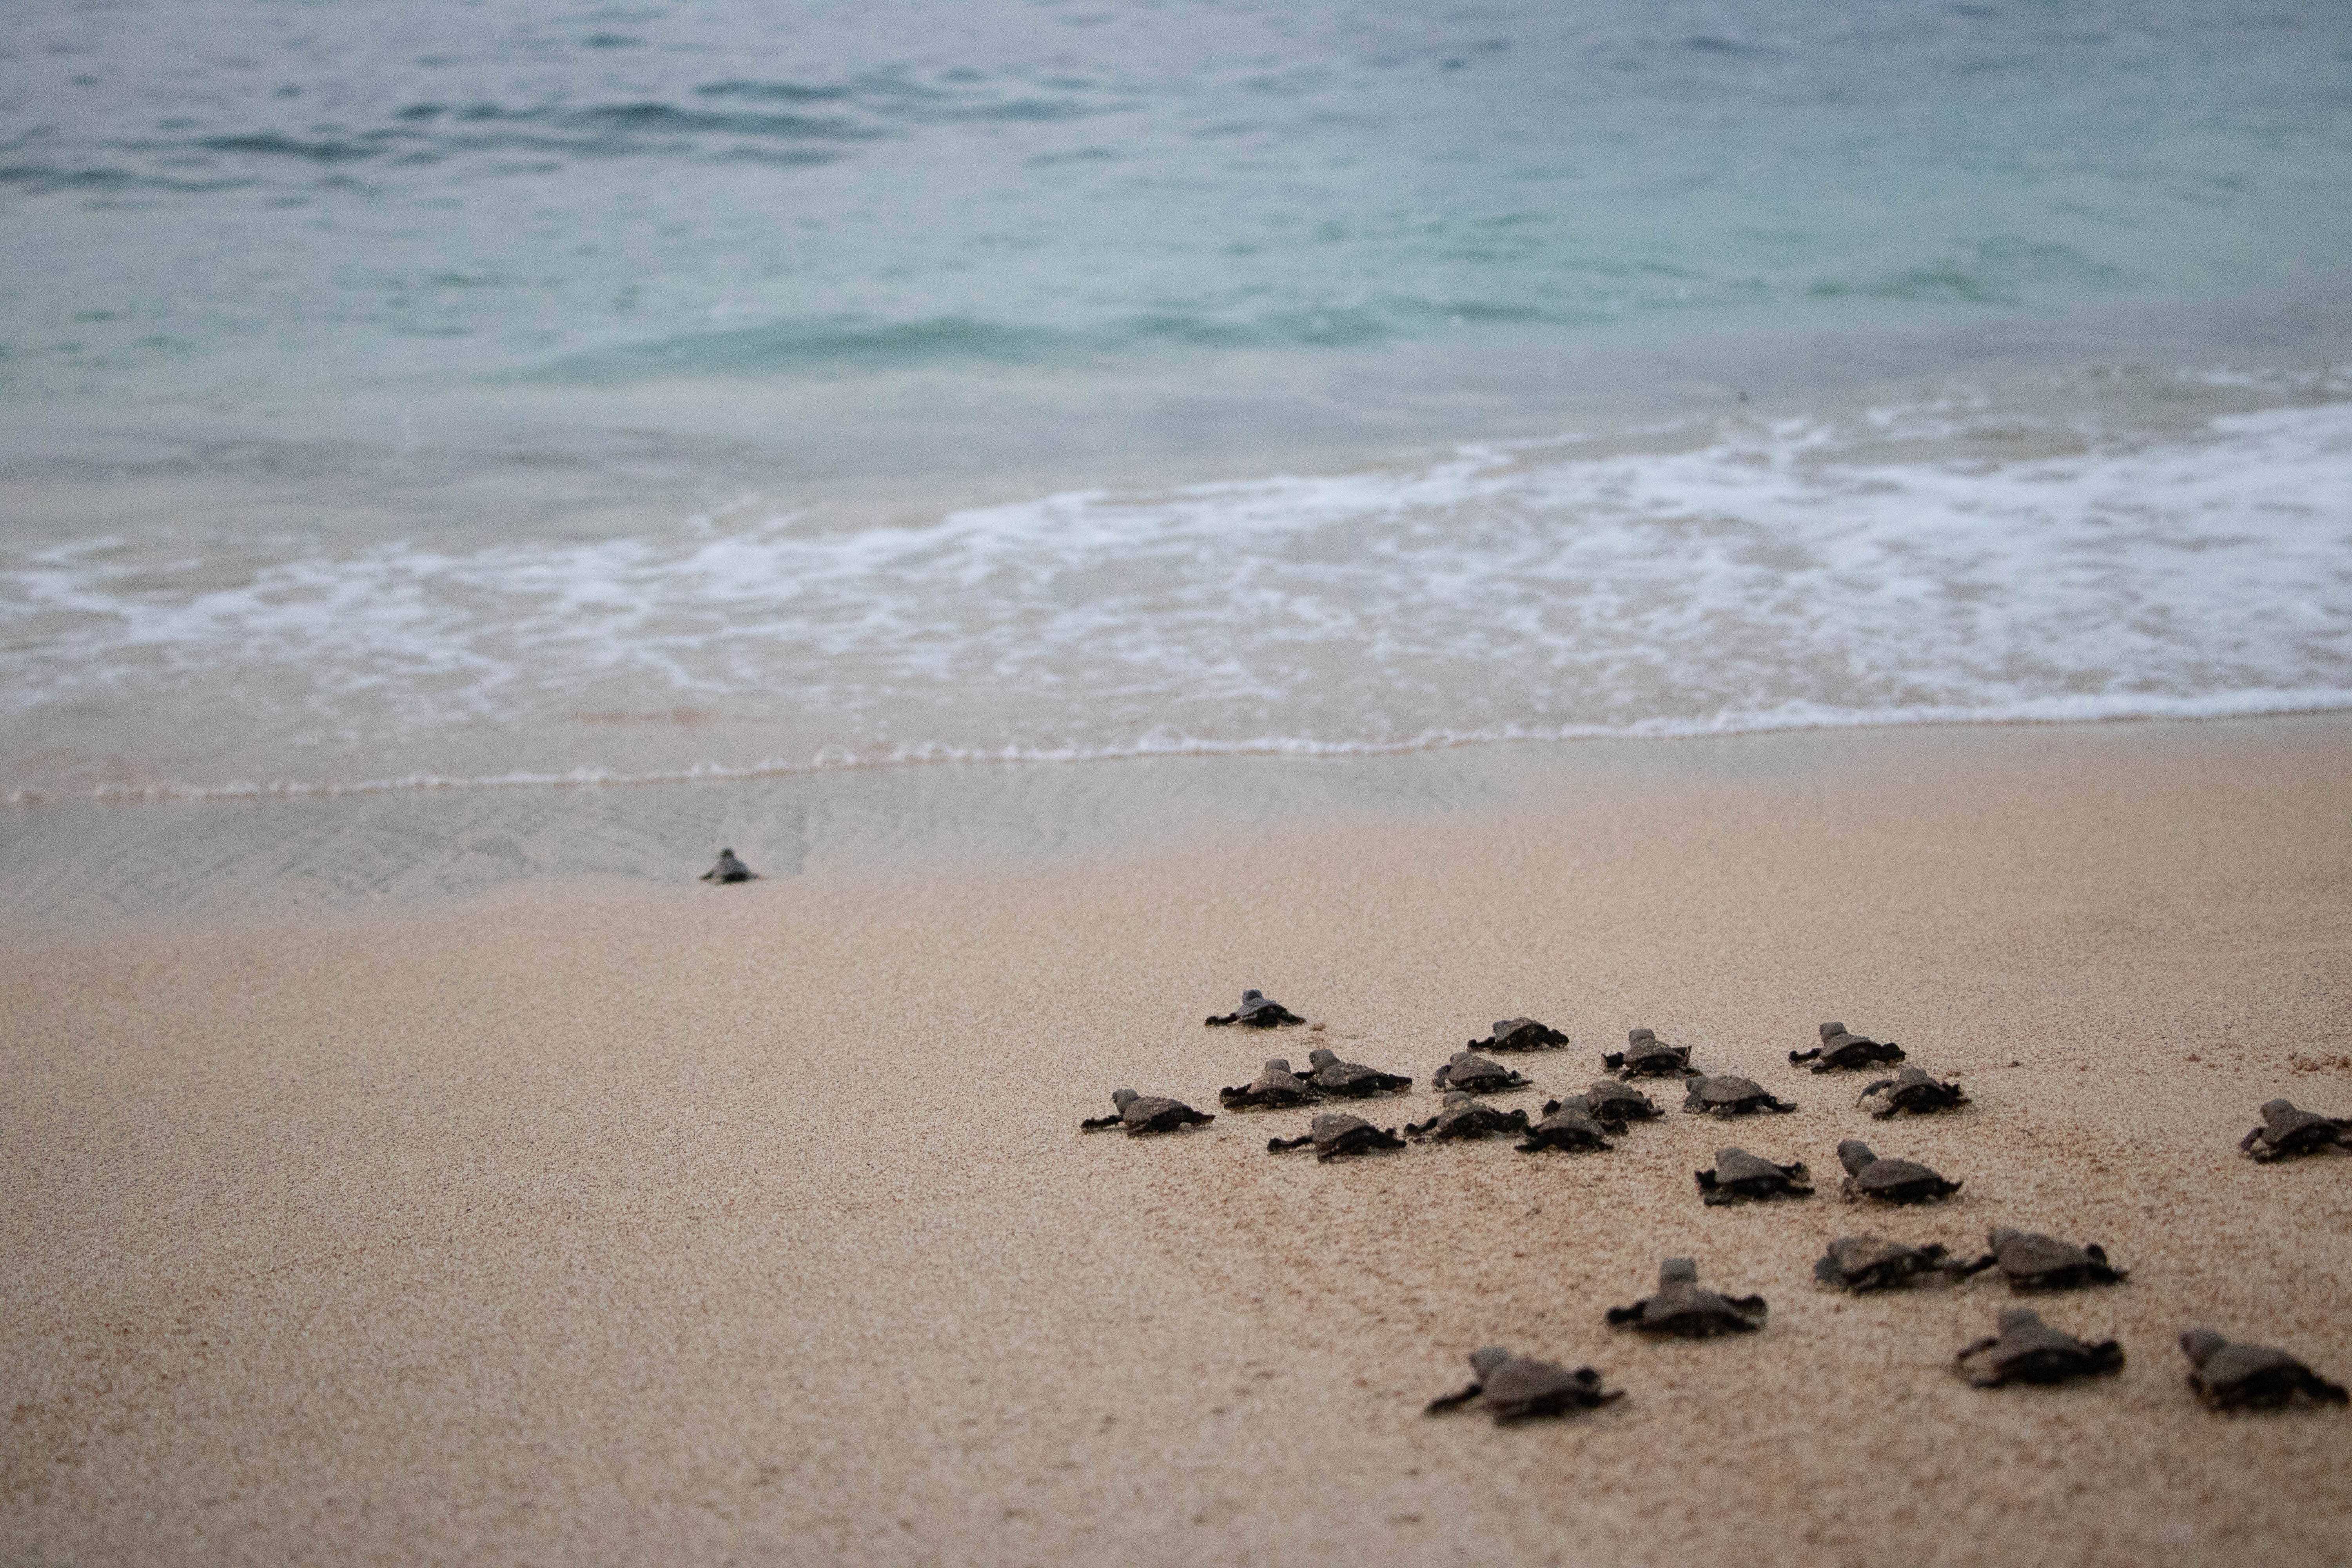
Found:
[5,717,2351,1565]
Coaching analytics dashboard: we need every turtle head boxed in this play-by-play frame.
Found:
[1469,1347,1511,1378]
[1110,1088,1139,1111]
[1241,989,1264,1002]
[2260,1098,2296,1118]
[2179,1328,2227,1367]
[1659,1258,1698,1286]
[1263,1059,1291,1074]
[1819,1021,1845,1040]
[719,847,735,856]
[1308,1048,1338,1068]
[1837,1139,1877,1175]
[1628,1027,1654,1044]
[1996,1307,2044,1335]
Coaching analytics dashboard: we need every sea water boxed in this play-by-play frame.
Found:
[4,0,2351,806]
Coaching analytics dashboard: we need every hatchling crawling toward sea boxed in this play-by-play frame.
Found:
[2239,1098,2352,1161]
[1682,1074,1797,1118]
[1955,1307,2123,1388]
[1425,1347,1624,1424]
[1602,1028,1697,1079]
[2179,1330,2349,1411]
[1300,1047,1413,1098]
[1956,1229,2127,1292]
[1577,1079,1661,1128]
[1204,989,1307,1028]
[1405,1092,1530,1142]
[1080,1089,1215,1136]
[1857,1067,1970,1119]
[1790,1020,1906,1071]
[1695,1147,1814,1205]
[1606,1258,1768,1336]
[1267,1111,1406,1161]
[1813,1235,1957,1293]
[1471,1017,1570,1052]
[1515,1097,1615,1154]
[700,848,757,883]
[1431,1050,1532,1094]
[1837,1141,1961,1204]
[1218,1058,1321,1111]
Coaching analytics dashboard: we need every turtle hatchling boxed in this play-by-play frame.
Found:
[700,848,757,883]
[1602,1028,1697,1079]
[2179,1329,2349,1411]
[1580,1079,1662,1129]
[2238,1098,2352,1161]
[1954,1229,2127,1292]
[1695,1147,1814,1205]
[1431,1050,1532,1094]
[1515,1097,1615,1154]
[1267,1111,1406,1161]
[1955,1307,2124,1388]
[1857,1067,1971,1119]
[1471,1017,1570,1052]
[1814,1235,1957,1293]
[1218,1058,1321,1111]
[1300,1047,1413,1098]
[1425,1347,1623,1424]
[1079,1088,1215,1136]
[1405,1092,1531,1141]
[1203,989,1307,1028]
[1837,1141,1961,1204]
[1605,1258,1768,1336]
[1790,1020,1906,1071]
[1682,1074,1798,1117]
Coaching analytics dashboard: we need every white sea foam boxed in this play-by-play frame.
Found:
[5,394,2350,803]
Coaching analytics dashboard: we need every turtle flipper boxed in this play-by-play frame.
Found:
[1267,1133,1315,1153]
[1079,1115,1122,1131]
[1604,1301,1644,1327]
[1424,1381,1484,1416]
[1790,1047,1822,1065]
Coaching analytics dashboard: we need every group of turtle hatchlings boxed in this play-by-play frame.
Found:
[1082,991,2352,1424]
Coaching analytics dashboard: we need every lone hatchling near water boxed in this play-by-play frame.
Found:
[1431,1050,1532,1094]
[1267,1111,1406,1161]
[1695,1147,1815,1205]
[1218,1058,1321,1111]
[2239,1098,2352,1161]
[1813,1236,1957,1293]
[1602,1028,1697,1079]
[1079,1089,1215,1136]
[1838,1140,1962,1204]
[700,848,757,883]
[1681,1074,1798,1117]
[1425,1348,1624,1424]
[1471,1017,1570,1052]
[1606,1258,1768,1336]
[1857,1066,1971,1119]
[1300,1047,1413,1098]
[1515,1097,1615,1154]
[1955,1229,2127,1292]
[1955,1307,2124,1388]
[1790,1020,1906,1071]
[2179,1329,2349,1411]
[1404,1092,1531,1142]
[1204,989,1307,1028]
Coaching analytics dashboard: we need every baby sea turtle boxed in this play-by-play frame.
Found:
[1425,1347,1624,1424]
[1955,1307,2124,1388]
[700,848,757,883]
[1515,1097,1615,1154]
[1605,1258,1768,1336]
[2238,1098,2352,1161]
[1695,1147,1814,1205]
[1602,1028,1697,1079]
[1300,1047,1413,1098]
[1079,1088,1215,1136]
[1431,1051,1532,1094]
[1954,1229,2127,1292]
[1790,1020,1906,1072]
[1813,1236,1957,1293]
[1837,1140,1962,1204]
[2179,1329,2349,1411]
[1471,1017,1570,1052]
[1405,1092,1531,1142]
[1267,1111,1406,1161]
[1579,1079,1662,1129]
[1682,1074,1798,1117]
[1857,1066,1971,1119]
[1204,989,1307,1028]
[1217,1058,1321,1111]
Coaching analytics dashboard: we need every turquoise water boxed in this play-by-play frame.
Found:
[3,1,2351,801]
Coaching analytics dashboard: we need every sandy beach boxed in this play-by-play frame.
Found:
[5,715,2352,1566]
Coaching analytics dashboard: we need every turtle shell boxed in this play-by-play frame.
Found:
[1682,1074,1796,1116]
[1516,1098,1614,1153]
[1814,1235,1953,1292]
[1303,1048,1413,1098]
[1121,1094,1213,1134]
[1582,1080,1662,1123]
[2180,1331,2350,1410]
[2242,1100,2351,1160]
[1432,1051,1531,1094]
[1218,1058,1320,1110]
[1273,1111,1406,1160]
[1407,1093,1530,1141]
[1975,1229,2126,1291]
[1956,1308,2124,1387]
[1794,1022,1907,1071]
[1206,988,1307,1027]
[1838,1142,1961,1204]
[1602,1028,1695,1078]
[1858,1067,1969,1118]
[1606,1261,1767,1336]
[1696,1147,1813,1203]
[1477,1018,1571,1051]
[1428,1349,1622,1423]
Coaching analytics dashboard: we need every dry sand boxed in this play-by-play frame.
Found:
[6,717,2352,1566]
